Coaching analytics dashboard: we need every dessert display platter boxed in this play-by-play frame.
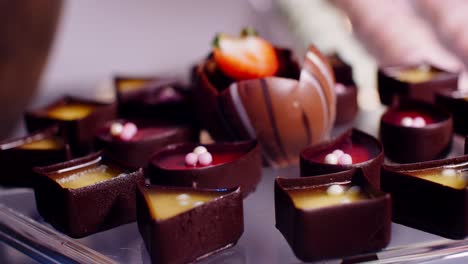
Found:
[2,29,468,264]
[0,114,467,264]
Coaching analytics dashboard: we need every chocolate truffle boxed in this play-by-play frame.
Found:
[146,140,261,198]
[24,96,117,156]
[195,33,336,167]
[0,126,71,186]
[436,89,468,135]
[33,151,144,238]
[95,118,199,170]
[382,155,468,239]
[275,169,391,261]
[378,64,459,105]
[137,184,243,264]
[380,100,453,163]
[300,129,384,189]
[114,75,194,123]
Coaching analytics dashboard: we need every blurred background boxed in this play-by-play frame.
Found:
[2,0,468,138]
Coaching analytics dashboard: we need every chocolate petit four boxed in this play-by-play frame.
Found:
[378,64,459,105]
[436,89,468,134]
[114,76,194,122]
[300,129,384,189]
[382,155,468,239]
[147,141,261,197]
[137,184,243,264]
[33,151,144,238]
[0,126,71,186]
[194,28,336,167]
[275,169,391,261]
[95,118,199,169]
[24,96,117,156]
[380,100,453,163]
[327,53,354,86]
[327,54,358,125]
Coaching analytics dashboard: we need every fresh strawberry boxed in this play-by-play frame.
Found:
[212,28,279,80]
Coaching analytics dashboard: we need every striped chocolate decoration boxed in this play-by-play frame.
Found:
[222,46,336,167]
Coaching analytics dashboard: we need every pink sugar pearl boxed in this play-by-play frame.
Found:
[338,153,353,165]
[184,152,198,166]
[119,122,138,141]
[198,152,213,166]
[412,116,426,127]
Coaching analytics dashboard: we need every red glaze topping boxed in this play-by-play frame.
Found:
[156,151,246,170]
[310,142,371,164]
[382,110,435,126]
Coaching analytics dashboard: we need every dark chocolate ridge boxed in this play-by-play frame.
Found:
[300,128,384,189]
[136,183,243,264]
[33,151,144,238]
[378,64,459,105]
[275,169,391,261]
[382,156,468,238]
[260,78,289,162]
[379,99,453,163]
[146,140,262,198]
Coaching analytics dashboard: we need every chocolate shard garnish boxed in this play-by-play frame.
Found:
[195,44,336,167]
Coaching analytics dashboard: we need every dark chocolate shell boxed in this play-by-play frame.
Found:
[195,45,336,167]
[146,140,261,197]
[378,64,459,105]
[436,89,468,135]
[95,118,199,170]
[382,156,468,238]
[300,128,384,189]
[380,100,453,163]
[275,169,391,261]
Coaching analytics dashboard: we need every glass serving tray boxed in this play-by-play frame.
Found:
[0,108,468,264]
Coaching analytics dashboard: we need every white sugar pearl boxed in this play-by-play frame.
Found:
[341,198,352,204]
[401,117,414,127]
[332,149,344,157]
[412,117,426,127]
[179,200,190,206]
[185,153,198,166]
[442,169,457,178]
[193,146,208,155]
[119,122,138,141]
[176,194,190,201]
[327,184,344,196]
[198,152,213,166]
[193,201,204,207]
[110,122,124,136]
[338,154,353,165]
[335,83,346,94]
[324,153,338,165]
[347,186,361,195]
